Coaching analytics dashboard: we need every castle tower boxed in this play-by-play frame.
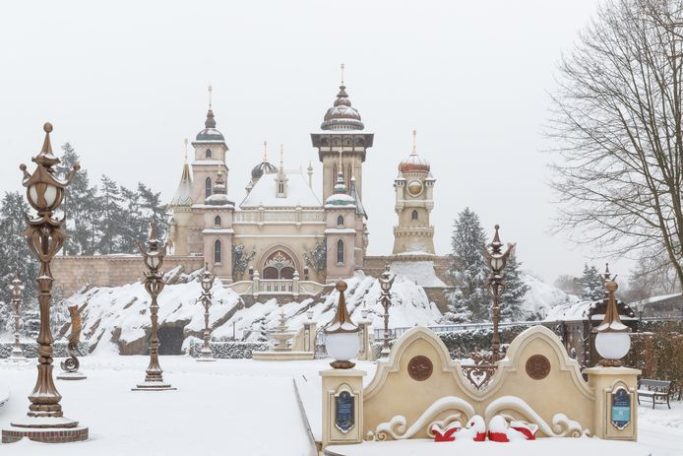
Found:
[311,65,374,201]
[392,131,436,256]
[324,170,360,281]
[168,140,193,255]
[202,171,235,281]
[191,87,230,204]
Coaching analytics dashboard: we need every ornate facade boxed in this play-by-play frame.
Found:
[167,79,439,298]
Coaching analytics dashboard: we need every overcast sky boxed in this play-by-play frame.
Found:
[0,0,624,283]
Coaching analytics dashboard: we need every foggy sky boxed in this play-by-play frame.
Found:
[0,0,624,283]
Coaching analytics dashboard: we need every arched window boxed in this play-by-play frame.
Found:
[214,240,221,264]
[205,177,212,198]
[214,216,221,226]
[262,250,296,279]
[336,239,344,265]
[206,149,212,158]
[411,210,418,221]
[336,215,344,227]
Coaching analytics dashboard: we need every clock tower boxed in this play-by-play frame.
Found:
[392,131,436,256]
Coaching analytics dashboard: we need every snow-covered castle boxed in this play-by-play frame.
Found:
[167,78,442,293]
[53,78,449,305]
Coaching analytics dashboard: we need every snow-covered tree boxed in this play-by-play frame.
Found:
[444,208,489,322]
[96,175,124,254]
[500,253,529,321]
[56,143,100,255]
[0,192,38,304]
[580,264,604,301]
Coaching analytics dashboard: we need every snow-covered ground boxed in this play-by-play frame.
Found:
[1,357,681,455]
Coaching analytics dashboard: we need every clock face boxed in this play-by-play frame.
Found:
[407,179,423,197]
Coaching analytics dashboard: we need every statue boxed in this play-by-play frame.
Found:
[57,305,86,380]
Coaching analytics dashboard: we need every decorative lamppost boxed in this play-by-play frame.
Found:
[378,264,395,357]
[593,277,631,367]
[197,265,216,362]
[2,123,88,444]
[9,275,26,361]
[132,222,175,391]
[325,281,360,368]
[483,225,514,362]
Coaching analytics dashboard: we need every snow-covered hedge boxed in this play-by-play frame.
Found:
[437,323,560,359]
[187,340,268,359]
[0,341,90,359]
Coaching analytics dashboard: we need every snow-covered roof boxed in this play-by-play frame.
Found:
[169,163,193,207]
[390,261,446,288]
[240,170,321,208]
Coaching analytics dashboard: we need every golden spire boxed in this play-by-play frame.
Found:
[208,84,213,109]
[412,129,417,155]
[340,63,345,85]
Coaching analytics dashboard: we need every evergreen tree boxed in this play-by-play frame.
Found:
[96,175,124,254]
[56,143,99,255]
[118,184,143,253]
[500,253,529,321]
[0,192,38,303]
[580,264,604,301]
[444,208,489,322]
[137,183,168,238]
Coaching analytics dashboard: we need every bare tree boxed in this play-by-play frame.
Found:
[550,0,683,291]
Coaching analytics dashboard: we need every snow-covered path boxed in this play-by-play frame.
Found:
[0,357,323,456]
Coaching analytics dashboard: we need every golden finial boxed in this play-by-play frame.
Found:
[340,63,345,85]
[412,129,417,154]
[208,84,213,109]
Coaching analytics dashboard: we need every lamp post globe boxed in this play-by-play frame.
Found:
[324,281,360,369]
[595,332,631,361]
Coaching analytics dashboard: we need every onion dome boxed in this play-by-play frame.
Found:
[206,171,233,206]
[325,171,355,207]
[196,109,225,142]
[251,141,278,180]
[399,130,430,173]
[321,85,364,131]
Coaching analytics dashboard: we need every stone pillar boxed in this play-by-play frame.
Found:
[320,368,366,449]
[252,270,260,299]
[303,320,317,353]
[584,366,640,441]
[357,319,373,361]
[293,270,300,297]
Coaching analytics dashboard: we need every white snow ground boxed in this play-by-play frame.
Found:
[0,357,681,456]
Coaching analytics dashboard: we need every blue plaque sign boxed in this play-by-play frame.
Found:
[611,388,631,430]
[335,391,355,433]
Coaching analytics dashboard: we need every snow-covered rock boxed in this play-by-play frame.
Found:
[520,272,580,320]
[64,271,442,354]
